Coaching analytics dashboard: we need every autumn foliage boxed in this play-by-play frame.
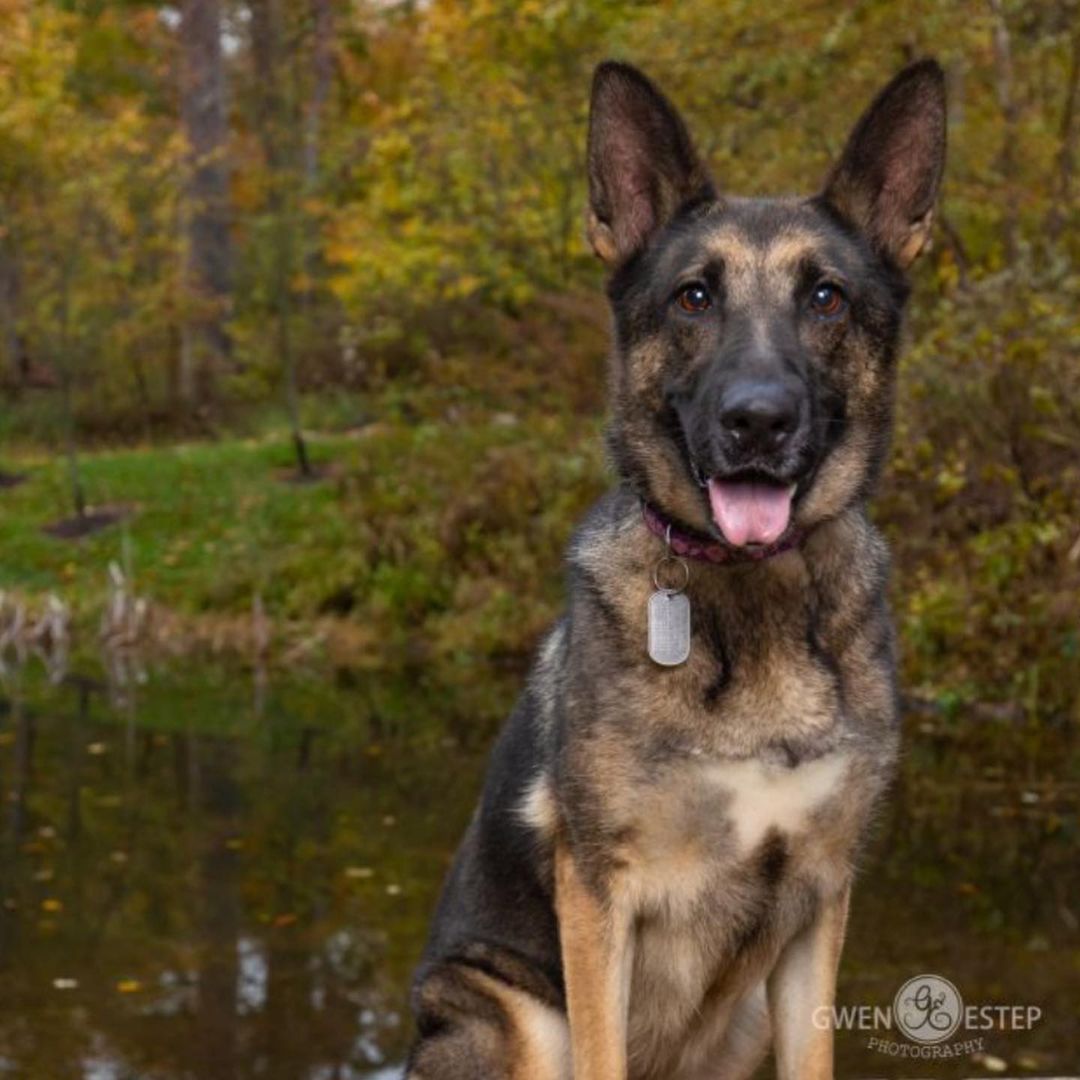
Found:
[0,1,1076,721]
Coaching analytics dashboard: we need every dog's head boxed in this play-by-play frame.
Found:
[588,60,946,548]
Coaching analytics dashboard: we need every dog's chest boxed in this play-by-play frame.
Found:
[616,749,860,1076]
[615,746,854,912]
[596,594,862,906]
[699,752,851,855]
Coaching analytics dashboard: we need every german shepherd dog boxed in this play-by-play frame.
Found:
[408,58,947,1080]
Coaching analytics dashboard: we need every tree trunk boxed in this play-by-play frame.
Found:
[1049,22,1080,234]
[988,0,1020,265]
[57,253,87,521]
[178,0,232,411]
[0,232,25,387]
[305,0,334,194]
[251,0,313,479]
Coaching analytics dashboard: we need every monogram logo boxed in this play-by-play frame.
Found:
[893,974,963,1044]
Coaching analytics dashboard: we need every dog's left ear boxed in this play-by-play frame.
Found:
[587,61,715,265]
[822,59,947,269]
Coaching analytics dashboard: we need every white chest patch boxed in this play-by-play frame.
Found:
[702,751,850,856]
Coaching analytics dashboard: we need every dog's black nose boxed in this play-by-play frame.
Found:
[719,381,801,457]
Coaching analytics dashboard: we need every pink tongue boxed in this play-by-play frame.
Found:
[707,479,794,548]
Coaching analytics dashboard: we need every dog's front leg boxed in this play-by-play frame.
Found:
[555,841,633,1080]
[766,883,851,1080]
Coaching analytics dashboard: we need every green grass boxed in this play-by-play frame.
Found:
[1,433,355,613]
[0,411,608,674]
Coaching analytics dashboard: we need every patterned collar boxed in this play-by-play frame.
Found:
[641,500,803,564]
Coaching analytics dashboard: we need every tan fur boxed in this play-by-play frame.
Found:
[704,223,824,308]
[587,208,620,263]
[555,841,634,1080]
[896,209,935,267]
[702,752,851,857]
[682,984,772,1079]
[409,959,572,1080]
[499,979,573,1080]
[518,774,558,839]
[795,429,875,529]
[768,885,851,1080]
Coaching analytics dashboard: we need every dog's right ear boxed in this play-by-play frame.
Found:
[587,62,714,266]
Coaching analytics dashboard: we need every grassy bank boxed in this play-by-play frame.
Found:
[0,408,606,680]
[1,384,1076,725]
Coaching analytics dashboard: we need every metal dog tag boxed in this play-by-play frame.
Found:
[647,589,691,666]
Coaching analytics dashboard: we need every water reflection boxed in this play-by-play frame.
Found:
[0,663,1077,1078]
[0,664,489,1078]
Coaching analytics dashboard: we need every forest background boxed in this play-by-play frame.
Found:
[0,0,1077,728]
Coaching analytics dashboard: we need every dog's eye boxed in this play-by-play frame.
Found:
[676,284,711,314]
[809,283,847,319]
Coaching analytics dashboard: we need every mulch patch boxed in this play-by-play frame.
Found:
[42,504,134,540]
[274,462,339,485]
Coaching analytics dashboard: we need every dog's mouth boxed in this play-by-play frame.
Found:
[707,476,795,547]
[690,464,798,548]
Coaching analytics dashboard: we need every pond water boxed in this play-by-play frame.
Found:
[0,660,1076,1079]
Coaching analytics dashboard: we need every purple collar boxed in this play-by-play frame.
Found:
[641,501,803,565]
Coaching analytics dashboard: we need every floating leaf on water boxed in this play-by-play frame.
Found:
[970,1051,1007,1073]
[1015,1050,1053,1069]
